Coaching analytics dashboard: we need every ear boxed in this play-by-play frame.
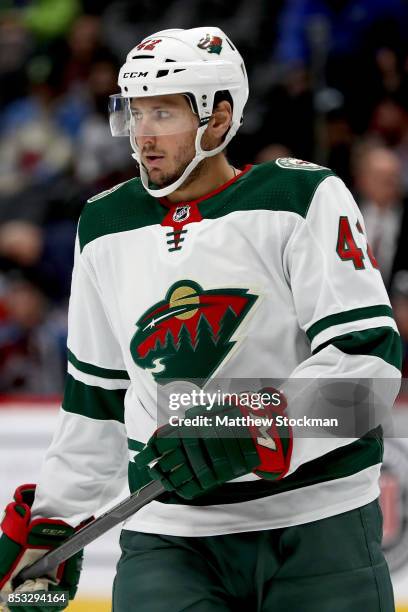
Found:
[207,100,232,143]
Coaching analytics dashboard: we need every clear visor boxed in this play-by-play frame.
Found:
[109,94,198,137]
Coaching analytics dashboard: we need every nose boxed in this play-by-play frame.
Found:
[136,133,157,149]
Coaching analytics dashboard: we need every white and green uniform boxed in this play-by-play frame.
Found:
[32,159,401,537]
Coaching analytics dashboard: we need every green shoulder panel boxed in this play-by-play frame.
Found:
[203,158,335,220]
[78,159,336,251]
[78,177,163,252]
[269,158,336,217]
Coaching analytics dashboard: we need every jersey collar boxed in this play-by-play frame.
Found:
[159,164,253,209]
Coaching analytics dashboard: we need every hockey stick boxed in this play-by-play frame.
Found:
[17,480,165,583]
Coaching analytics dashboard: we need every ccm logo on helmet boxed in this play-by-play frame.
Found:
[123,72,149,78]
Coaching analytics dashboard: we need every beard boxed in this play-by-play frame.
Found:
[143,138,206,189]
[153,159,206,189]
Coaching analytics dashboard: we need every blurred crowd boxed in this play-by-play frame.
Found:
[1,0,408,394]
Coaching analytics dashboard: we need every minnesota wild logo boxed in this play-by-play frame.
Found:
[197,34,223,55]
[276,157,326,171]
[130,280,257,384]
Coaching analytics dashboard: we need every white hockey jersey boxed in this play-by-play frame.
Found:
[32,159,401,536]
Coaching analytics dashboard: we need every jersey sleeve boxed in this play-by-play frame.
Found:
[283,174,402,476]
[31,236,129,525]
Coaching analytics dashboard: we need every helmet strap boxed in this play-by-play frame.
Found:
[131,123,235,198]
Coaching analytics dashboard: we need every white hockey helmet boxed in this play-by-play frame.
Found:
[109,27,248,197]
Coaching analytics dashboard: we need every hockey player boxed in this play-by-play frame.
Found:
[0,27,401,612]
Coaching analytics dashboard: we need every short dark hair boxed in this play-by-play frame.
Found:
[213,90,233,112]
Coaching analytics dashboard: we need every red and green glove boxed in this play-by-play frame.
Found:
[135,389,293,500]
[0,484,83,612]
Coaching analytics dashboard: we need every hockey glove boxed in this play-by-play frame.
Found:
[135,391,292,500]
[0,484,83,612]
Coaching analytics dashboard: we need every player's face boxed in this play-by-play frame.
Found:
[130,95,199,188]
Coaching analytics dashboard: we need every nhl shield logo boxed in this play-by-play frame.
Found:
[173,205,190,222]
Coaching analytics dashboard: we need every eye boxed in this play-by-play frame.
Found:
[131,110,143,121]
[155,109,171,120]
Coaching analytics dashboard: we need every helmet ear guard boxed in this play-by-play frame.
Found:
[113,27,248,198]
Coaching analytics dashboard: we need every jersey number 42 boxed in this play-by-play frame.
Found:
[336,216,379,270]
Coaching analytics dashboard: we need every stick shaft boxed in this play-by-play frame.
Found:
[19,480,165,582]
